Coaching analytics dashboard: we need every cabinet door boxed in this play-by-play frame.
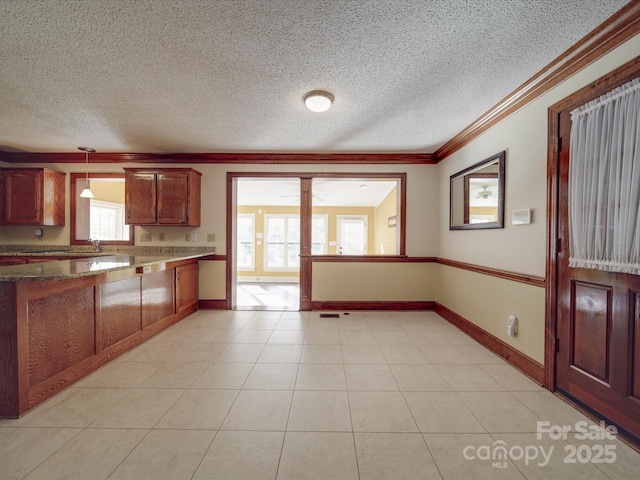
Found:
[125,172,157,224]
[157,172,189,224]
[176,262,198,313]
[5,170,42,224]
[142,269,175,328]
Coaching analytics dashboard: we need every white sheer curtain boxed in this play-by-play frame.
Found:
[569,77,640,274]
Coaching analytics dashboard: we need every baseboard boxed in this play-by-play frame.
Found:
[434,302,544,385]
[311,301,435,311]
[198,299,227,309]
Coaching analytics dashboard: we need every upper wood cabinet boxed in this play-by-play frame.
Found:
[124,168,201,226]
[1,168,66,225]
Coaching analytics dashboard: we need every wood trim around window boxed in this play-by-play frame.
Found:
[70,172,134,246]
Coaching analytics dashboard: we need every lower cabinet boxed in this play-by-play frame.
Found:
[0,259,198,418]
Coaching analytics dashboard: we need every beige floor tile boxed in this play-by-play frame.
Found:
[355,432,441,480]
[109,429,214,480]
[295,364,346,390]
[244,363,299,390]
[510,391,594,428]
[480,364,544,392]
[243,318,279,330]
[408,331,453,346]
[138,362,209,388]
[494,433,609,480]
[423,433,525,479]
[372,330,414,345]
[419,345,474,364]
[0,427,81,480]
[349,391,418,432]
[442,330,479,345]
[23,428,147,480]
[338,318,371,331]
[258,344,303,363]
[573,437,640,480]
[389,364,452,391]
[341,345,387,364]
[344,364,399,391]
[170,343,226,362]
[155,389,238,429]
[118,342,187,362]
[404,392,485,433]
[367,318,404,331]
[435,364,505,391]
[300,344,343,363]
[287,391,352,432]
[267,330,306,344]
[339,330,377,345]
[221,390,292,431]
[90,388,184,428]
[458,392,542,433]
[230,330,273,344]
[380,344,429,364]
[191,362,253,389]
[275,317,309,330]
[215,343,265,362]
[307,317,340,330]
[277,432,359,480]
[19,387,128,428]
[75,361,164,388]
[304,330,341,344]
[457,344,506,364]
[193,431,284,480]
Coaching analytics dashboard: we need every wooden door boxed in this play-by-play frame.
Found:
[157,171,189,224]
[125,171,157,224]
[5,170,41,224]
[556,107,640,442]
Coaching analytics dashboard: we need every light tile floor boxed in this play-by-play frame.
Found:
[1,310,639,480]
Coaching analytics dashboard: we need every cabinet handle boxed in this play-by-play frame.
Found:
[177,271,180,280]
[158,209,162,219]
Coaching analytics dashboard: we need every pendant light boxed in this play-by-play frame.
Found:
[78,146,95,198]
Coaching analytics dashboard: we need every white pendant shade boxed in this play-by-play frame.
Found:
[80,187,94,198]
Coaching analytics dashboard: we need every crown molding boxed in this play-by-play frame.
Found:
[434,1,640,162]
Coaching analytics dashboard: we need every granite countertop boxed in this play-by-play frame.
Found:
[0,246,216,281]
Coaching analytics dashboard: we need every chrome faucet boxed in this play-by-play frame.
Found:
[90,238,101,252]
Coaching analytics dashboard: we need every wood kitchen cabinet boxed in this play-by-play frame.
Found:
[176,261,198,312]
[124,168,201,226]
[1,168,66,225]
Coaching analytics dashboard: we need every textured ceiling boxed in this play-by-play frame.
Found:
[0,0,630,154]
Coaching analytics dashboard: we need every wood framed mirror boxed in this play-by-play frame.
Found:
[450,151,505,230]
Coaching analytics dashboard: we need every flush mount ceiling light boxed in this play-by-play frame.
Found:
[78,146,96,198]
[304,90,334,112]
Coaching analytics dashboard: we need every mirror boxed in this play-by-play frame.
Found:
[450,151,505,230]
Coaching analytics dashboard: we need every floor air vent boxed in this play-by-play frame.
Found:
[319,313,340,318]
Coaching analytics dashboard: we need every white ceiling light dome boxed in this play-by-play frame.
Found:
[304,90,334,112]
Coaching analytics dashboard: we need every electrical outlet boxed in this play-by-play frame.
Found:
[140,233,152,242]
[207,233,215,242]
[185,233,197,242]
[158,232,165,241]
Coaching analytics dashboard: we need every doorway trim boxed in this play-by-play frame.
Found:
[227,171,407,310]
[545,56,640,390]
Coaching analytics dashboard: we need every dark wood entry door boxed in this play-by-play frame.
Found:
[555,107,640,442]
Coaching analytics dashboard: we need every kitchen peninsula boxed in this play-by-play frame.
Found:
[0,247,214,418]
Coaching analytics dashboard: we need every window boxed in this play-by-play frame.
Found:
[237,213,255,270]
[71,173,134,245]
[265,214,300,270]
[90,200,129,240]
[311,214,328,254]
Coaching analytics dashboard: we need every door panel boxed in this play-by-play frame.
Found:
[556,108,640,441]
[571,281,611,383]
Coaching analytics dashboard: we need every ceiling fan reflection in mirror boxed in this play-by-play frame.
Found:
[475,186,497,199]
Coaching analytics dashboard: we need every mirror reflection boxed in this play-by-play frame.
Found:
[450,151,505,230]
